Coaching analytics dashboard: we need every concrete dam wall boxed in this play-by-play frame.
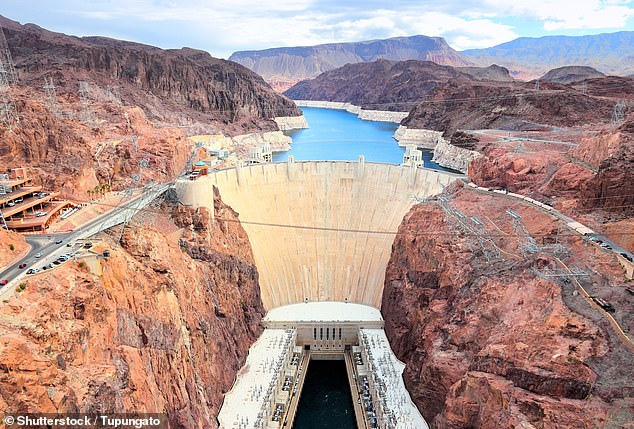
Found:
[176,161,460,310]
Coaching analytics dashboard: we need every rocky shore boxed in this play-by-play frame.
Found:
[431,137,481,173]
[274,115,309,131]
[293,100,409,123]
[232,131,293,153]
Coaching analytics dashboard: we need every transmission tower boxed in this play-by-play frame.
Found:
[0,25,17,85]
[0,26,18,129]
[580,82,587,95]
[105,85,121,104]
[534,79,540,91]
[611,100,626,127]
[78,81,95,124]
[43,77,61,118]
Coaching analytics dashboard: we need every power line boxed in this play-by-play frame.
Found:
[54,193,634,237]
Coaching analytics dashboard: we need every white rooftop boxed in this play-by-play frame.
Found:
[264,301,383,322]
[218,329,294,429]
[361,329,429,429]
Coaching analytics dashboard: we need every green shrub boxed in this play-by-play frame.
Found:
[9,243,14,251]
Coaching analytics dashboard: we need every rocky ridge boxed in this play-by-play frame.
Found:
[285,59,475,111]
[469,120,634,220]
[230,35,473,91]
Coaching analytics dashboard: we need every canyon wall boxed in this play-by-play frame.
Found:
[0,191,264,428]
[382,182,634,429]
[468,120,634,217]
[231,130,293,153]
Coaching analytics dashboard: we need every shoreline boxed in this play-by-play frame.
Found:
[293,100,409,124]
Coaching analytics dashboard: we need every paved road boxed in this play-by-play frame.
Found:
[0,232,73,283]
[0,183,171,295]
[468,183,634,262]
[465,129,580,147]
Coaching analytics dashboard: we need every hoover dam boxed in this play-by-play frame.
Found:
[176,159,461,429]
[176,159,460,310]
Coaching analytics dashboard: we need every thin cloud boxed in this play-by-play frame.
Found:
[1,0,633,58]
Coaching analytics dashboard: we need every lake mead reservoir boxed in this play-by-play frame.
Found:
[274,107,447,168]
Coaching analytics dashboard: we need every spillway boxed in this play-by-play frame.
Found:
[176,160,460,310]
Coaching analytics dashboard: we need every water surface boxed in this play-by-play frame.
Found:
[273,107,413,164]
[293,360,356,429]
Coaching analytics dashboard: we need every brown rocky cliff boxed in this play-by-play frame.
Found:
[468,120,634,217]
[0,96,191,199]
[0,191,264,427]
[382,183,634,428]
[573,122,634,213]
[2,15,300,127]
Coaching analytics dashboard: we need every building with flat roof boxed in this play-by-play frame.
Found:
[220,303,426,429]
[0,167,73,232]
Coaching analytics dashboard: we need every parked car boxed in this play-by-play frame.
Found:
[26,269,35,275]
[7,201,14,207]
[34,252,42,258]
[84,242,93,249]
[52,260,61,265]
[55,239,63,244]
[18,263,26,269]
[0,280,8,286]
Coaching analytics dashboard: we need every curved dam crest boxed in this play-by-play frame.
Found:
[176,161,461,310]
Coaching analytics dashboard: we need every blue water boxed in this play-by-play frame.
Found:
[293,360,356,429]
[273,107,448,168]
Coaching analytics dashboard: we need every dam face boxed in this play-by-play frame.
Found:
[177,160,459,310]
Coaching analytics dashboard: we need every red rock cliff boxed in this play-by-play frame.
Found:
[0,190,264,427]
[382,183,634,428]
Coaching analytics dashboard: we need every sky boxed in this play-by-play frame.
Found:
[2,0,634,58]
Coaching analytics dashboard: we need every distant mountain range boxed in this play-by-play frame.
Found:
[229,36,473,91]
[231,31,634,88]
[461,31,634,78]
